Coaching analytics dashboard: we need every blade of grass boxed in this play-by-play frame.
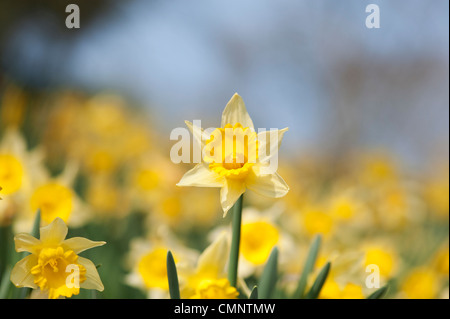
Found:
[293,235,322,299]
[167,250,180,299]
[367,285,389,299]
[305,262,331,299]
[249,286,258,299]
[258,247,278,299]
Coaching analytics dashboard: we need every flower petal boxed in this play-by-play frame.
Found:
[177,164,225,188]
[221,93,254,130]
[14,233,41,254]
[185,120,210,149]
[10,254,38,289]
[197,232,229,277]
[78,257,104,291]
[246,171,289,198]
[62,237,106,254]
[39,217,68,245]
[257,127,289,163]
[220,179,246,217]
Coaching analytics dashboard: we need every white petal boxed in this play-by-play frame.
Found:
[78,257,104,291]
[221,93,254,130]
[62,237,106,254]
[220,179,246,217]
[257,127,288,163]
[14,233,41,254]
[246,171,289,198]
[177,164,225,188]
[10,255,38,289]
[39,217,68,245]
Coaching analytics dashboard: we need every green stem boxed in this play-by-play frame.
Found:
[228,195,243,288]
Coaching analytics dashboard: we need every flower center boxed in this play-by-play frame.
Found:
[240,221,280,265]
[135,169,160,191]
[303,209,334,236]
[191,278,239,299]
[203,123,258,180]
[30,183,73,224]
[138,248,171,290]
[0,154,24,195]
[365,247,395,277]
[31,247,86,299]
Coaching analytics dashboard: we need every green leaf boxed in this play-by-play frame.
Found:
[258,246,279,299]
[13,210,41,299]
[166,250,180,299]
[367,285,389,299]
[0,266,11,299]
[293,234,322,299]
[305,262,331,299]
[249,286,258,299]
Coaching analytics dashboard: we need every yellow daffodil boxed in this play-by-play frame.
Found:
[0,128,47,225]
[0,128,46,197]
[320,279,364,299]
[179,233,239,299]
[432,243,449,276]
[302,206,334,237]
[125,227,198,299]
[400,267,440,299]
[10,217,105,299]
[177,93,289,216]
[363,244,398,278]
[13,162,90,233]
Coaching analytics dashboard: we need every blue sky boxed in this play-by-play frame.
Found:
[3,0,449,167]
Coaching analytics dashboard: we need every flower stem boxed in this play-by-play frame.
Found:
[228,194,243,288]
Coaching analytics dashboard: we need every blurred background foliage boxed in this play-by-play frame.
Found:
[0,0,448,299]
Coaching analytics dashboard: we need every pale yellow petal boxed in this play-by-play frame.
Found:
[78,257,104,291]
[246,171,289,198]
[177,164,225,188]
[220,179,246,217]
[62,237,106,254]
[10,254,38,289]
[14,233,41,254]
[185,120,210,149]
[197,232,229,277]
[221,93,254,130]
[257,127,289,163]
[39,217,68,245]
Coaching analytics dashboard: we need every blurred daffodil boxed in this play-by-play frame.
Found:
[179,233,239,299]
[10,217,105,299]
[400,267,440,299]
[177,93,289,216]
[320,280,364,299]
[0,128,46,225]
[125,226,197,298]
[363,244,398,279]
[14,162,90,232]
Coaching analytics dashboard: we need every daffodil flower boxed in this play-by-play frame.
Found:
[13,161,91,233]
[177,93,289,216]
[0,128,47,225]
[125,226,198,299]
[10,217,106,299]
[179,233,239,299]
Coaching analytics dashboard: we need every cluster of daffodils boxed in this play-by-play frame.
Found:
[0,83,448,299]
